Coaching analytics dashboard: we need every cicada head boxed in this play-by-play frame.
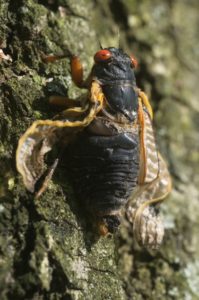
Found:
[92,47,139,122]
[92,47,137,84]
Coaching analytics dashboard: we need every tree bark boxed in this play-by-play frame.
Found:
[0,0,199,299]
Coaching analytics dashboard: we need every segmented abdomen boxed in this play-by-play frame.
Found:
[66,129,140,215]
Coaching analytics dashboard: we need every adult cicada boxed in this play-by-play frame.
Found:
[16,47,172,249]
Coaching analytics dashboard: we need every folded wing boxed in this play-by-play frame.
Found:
[128,94,172,249]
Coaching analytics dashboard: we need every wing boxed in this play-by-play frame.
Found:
[127,93,172,249]
[16,81,104,193]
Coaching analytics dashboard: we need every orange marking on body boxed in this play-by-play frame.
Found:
[138,91,153,120]
[137,99,146,184]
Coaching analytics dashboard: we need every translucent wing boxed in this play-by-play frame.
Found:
[137,97,159,185]
[127,94,172,249]
[16,81,104,193]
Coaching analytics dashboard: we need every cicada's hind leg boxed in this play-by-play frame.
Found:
[127,154,172,249]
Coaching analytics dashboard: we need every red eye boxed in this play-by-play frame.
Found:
[130,55,138,68]
[94,49,112,63]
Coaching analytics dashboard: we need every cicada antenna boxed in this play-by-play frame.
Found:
[96,33,104,49]
[98,39,103,50]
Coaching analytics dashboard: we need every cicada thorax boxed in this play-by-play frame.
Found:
[92,47,139,123]
[101,81,138,122]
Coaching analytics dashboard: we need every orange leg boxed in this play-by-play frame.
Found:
[70,56,84,88]
[70,55,92,88]
[49,96,81,108]
[41,53,68,63]
[42,54,84,107]
[42,53,91,88]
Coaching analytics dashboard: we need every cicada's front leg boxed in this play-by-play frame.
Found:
[21,53,87,197]
[42,53,92,112]
[127,93,172,250]
[42,53,91,88]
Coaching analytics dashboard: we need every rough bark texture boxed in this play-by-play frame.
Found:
[0,0,199,299]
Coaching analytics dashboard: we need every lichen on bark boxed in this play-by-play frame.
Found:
[1,0,199,299]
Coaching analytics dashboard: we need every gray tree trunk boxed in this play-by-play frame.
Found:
[0,0,199,299]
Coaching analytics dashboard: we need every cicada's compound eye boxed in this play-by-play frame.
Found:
[130,55,138,68]
[94,49,112,63]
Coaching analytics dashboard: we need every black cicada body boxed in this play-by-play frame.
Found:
[66,48,140,234]
[16,47,171,249]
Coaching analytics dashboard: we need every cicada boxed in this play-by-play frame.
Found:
[16,47,172,249]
